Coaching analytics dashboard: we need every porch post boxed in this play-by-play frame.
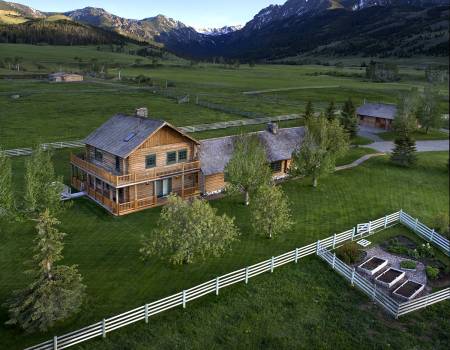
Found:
[115,188,119,215]
[181,164,185,198]
[134,184,138,209]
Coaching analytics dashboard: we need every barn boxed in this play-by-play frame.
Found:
[357,103,397,130]
[49,72,84,83]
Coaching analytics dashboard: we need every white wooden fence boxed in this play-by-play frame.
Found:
[24,210,449,349]
[399,211,450,256]
[318,244,450,319]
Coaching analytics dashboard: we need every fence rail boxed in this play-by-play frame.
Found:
[399,211,450,256]
[25,211,450,349]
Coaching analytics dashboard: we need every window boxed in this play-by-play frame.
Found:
[115,156,121,172]
[94,148,103,162]
[178,149,187,162]
[145,154,156,169]
[270,161,282,173]
[167,151,177,165]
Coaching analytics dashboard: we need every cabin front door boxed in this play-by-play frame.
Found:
[156,178,172,198]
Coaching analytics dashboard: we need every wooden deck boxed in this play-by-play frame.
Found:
[71,153,201,187]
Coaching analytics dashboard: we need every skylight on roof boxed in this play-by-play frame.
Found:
[124,132,137,142]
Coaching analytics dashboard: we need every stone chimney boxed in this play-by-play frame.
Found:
[267,122,278,135]
[135,107,148,118]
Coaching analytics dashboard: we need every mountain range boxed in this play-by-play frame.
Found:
[0,0,449,60]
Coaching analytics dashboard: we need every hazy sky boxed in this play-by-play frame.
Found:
[20,0,286,28]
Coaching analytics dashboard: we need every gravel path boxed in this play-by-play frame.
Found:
[365,140,449,153]
[364,246,427,286]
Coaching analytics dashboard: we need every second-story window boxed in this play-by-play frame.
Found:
[115,156,121,172]
[178,149,187,162]
[146,154,156,169]
[94,148,103,162]
[166,151,177,165]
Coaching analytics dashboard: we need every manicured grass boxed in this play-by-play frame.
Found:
[351,135,373,146]
[0,151,448,349]
[335,147,378,167]
[379,129,449,141]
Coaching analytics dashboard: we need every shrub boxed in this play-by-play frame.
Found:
[426,266,440,280]
[417,243,435,258]
[400,260,417,270]
[336,242,362,264]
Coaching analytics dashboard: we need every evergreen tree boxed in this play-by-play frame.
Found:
[290,117,349,187]
[224,134,272,205]
[391,134,417,167]
[304,100,314,122]
[25,146,64,215]
[325,100,336,121]
[250,185,293,239]
[0,149,15,221]
[4,210,85,333]
[341,98,358,137]
[140,196,239,264]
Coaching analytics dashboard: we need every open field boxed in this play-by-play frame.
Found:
[1,151,448,349]
[1,56,448,149]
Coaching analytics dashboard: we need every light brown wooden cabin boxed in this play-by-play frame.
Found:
[71,115,201,216]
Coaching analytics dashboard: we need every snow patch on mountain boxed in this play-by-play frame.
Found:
[197,25,243,36]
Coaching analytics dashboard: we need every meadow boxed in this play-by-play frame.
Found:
[0,43,449,349]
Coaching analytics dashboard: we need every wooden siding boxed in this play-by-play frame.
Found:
[86,145,119,174]
[204,173,226,193]
[358,115,392,130]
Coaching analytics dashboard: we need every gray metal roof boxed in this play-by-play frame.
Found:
[356,103,397,120]
[199,127,305,176]
[84,115,165,158]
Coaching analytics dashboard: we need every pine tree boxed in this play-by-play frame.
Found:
[391,134,417,167]
[325,100,336,121]
[224,134,272,205]
[341,98,358,137]
[304,100,314,122]
[250,185,293,239]
[4,210,85,333]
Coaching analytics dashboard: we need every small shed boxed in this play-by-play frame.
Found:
[49,72,83,83]
[357,103,397,130]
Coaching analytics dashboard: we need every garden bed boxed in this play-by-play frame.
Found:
[375,268,405,288]
[358,256,388,276]
[393,280,425,301]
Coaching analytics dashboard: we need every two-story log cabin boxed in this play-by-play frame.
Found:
[71,110,305,216]
[70,110,201,216]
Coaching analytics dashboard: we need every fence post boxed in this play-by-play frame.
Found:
[351,268,355,286]
[368,221,372,234]
[102,319,106,338]
[399,209,403,223]
[182,290,186,309]
[372,284,376,301]
[384,215,388,228]
[53,336,58,350]
[316,240,321,255]
[351,227,355,241]
[245,267,249,284]
[332,253,336,269]
[271,257,274,273]
[430,229,435,243]
[216,277,220,295]
[414,218,419,232]
[295,248,299,263]
[332,234,336,249]
[145,304,149,324]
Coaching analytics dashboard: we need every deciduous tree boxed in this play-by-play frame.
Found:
[417,86,441,134]
[24,147,64,215]
[304,100,314,122]
[250,185,293,239]
[140,196,239,264]
[4,210,85,333]
[224,134,272,205]
[0,149,15,221]
[290,117,349,187]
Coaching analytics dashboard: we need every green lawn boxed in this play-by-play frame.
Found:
[1,151,448,349]
[379,129,449,141]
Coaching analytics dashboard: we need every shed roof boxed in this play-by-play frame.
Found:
[199,127,305,176]
[49,72,82,78]
[356,103,397,120]
[84,114,198,158]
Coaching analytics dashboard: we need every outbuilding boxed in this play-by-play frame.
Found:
[357,103,397,130]
[49,72,84,83]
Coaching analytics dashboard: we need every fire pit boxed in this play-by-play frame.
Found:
[375,268,405,288]
[358,257,388,276]
[393,280,425,301]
